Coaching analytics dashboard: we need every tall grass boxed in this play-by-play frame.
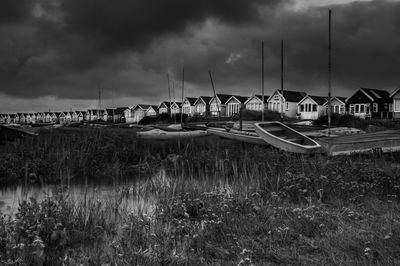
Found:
[2,127,400,264]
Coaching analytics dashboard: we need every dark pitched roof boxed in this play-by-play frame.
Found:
[361,88,390,101]
[194,96,212,106]
[336,96,347,103]
[308,95,327,105]
[135,104,151,110]
[159,101,171,108]
[171,102,182,108]
[184,97,197,105]
[149,105,159,111]
[282,90,307,102]
[114,107,129,115]
[216,94,234,104]
[229,95,248,104]
[255,95,270,103]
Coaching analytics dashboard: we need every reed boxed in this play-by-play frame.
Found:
[1,127,400,264]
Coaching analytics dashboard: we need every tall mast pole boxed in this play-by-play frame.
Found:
[280,40,284,122]
[208,70,220,120]
[181,68,184,125]
[262,41,265,121]
[112,89,115,122]
[167,73,172,118]
[173,80,176,123]
[98,85,101,110]
[328,9,332,136]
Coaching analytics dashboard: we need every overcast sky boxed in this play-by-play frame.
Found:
[1,0,399,112]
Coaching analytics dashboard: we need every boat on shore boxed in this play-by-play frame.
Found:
[254,121,321,154]
[207,127,266,145]
[0,124,38,142]
[136,128,208,140]
[317,130,400,156]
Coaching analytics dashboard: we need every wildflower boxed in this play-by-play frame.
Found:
[364,247,371,255]
[32,236,45,249]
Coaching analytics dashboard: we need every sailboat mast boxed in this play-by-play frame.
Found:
[167,73,172,118]
[98,84,101,110]
[112,89,115,122]
[328,9,332,136]
[262,41,265,122]
[280,40,284,122]
[181,68,184,124]
[208,70,220,120]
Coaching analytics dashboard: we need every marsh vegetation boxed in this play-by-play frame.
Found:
[1,127,400,265]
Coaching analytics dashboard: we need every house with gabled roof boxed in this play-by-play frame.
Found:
[182,97,197,117]
[193,96,212,116]
[132,104,152,123]
[346,88,391,119]
[0,114,5,124]
[75,111,85,122]
[69,111,78,122]
[267,90,306,118]
[123,107,134,123]
[171,102,182,115]
[244,94,269,112]
[31,113,38,124]
[390,88,400,120]
[145,105,158,117]
[24,113,32,124]
[100,109,114,121]
[113,107,128,123]
[225,95,248,117]
[297,95,327,120]
[84,110,91,121]
[52,112,61,123]
[18,113,26,124]
[59,112,67,124]
[35,112,44,123]
[323,96,347,115]
[9,114,17,124]
[209,94,236,117]
[44,112,52,123]
[158,101,171,115]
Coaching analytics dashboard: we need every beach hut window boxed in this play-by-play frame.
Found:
[312,104,317,112]
[350,104,355,113]
[373,103,378,113]
[394,99,400,112]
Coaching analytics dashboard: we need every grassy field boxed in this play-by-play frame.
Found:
[1,128,400,265]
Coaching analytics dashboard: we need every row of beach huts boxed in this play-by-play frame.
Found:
[1,87,400,125]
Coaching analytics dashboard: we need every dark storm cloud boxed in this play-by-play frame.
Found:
[60,0,276,52]
[258,0,400,95]
[0,0,283,101]
[0,0,33,23]
[1,0,400,110]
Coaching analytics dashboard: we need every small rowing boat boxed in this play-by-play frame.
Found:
[207,127,266,145]
[0,124,38,142]
[136,128,208,140]
[254,121,321,154]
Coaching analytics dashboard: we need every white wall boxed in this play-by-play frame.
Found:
[245,97,263,111]
[298,98,324,120]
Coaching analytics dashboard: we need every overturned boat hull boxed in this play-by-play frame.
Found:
[254,121,321,154]
[136,128,208,140]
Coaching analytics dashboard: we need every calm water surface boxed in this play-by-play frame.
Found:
[0,171,166,217]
